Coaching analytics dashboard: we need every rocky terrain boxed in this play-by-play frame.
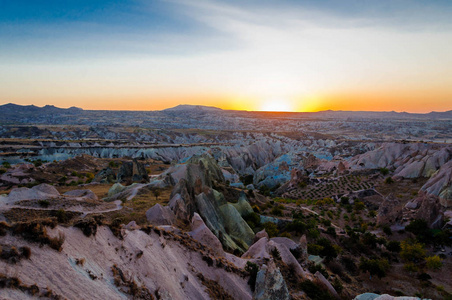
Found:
[0,104,451,299]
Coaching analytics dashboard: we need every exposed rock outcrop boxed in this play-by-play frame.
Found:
[146,203,176,226]
[377,195,403,226]
[188,213,224,256]
[165,154,255,252]
[117,159,148,183]
[93,167,116,183]
[4,183,60,203]
[254,260,290,300]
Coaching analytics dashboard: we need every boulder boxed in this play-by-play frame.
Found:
[146,204,176,226]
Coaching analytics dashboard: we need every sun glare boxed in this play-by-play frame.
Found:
[260,99,293,112]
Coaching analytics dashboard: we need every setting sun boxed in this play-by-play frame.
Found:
[260,99,294,112]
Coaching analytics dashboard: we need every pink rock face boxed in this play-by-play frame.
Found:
[0,225,252,300]
[188,213,224,256]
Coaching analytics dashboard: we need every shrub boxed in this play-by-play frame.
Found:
[426,255,442,270]
[245,261,259,291]
[359,258,390,279]
[38,200,50,208]
[341,256,358,275]
[326,226,336,237]
[332,277,343,294]
[317,238,338,260]
[280,232,291,238]
[285,220,306,234]
[307,263,328,278]
[10,219,64,251]
[384,177,394,184]
[20,246,31,259]
[307,244,323,255]
[400,240,426,262]
[243,212,260,229]
[380,168,389,175]
[263,222,278,238]
[307,228,320,239]
[382,225,392,236]
[55,209,68,223]
[270,206,283,216]
[387,241,401,253]
[403,262,418,272]
[270,247,281,260]
[74,217,101,237]
[299,280,335,300]
[405,219,432,244]
[2,162,11,169]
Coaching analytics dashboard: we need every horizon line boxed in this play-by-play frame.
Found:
[1,102,451,114]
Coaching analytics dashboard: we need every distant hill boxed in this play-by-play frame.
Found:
[0,103,83,114]
[163,104,223,112]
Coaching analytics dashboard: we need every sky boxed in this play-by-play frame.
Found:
[0,0,451,112]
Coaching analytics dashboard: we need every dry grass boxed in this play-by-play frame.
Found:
[104,187,173,225]
[3,208,82,224]
[56,183,112,199]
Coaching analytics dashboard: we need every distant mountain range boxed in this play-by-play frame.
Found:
[0,103,83,114]
[0,103,451,125]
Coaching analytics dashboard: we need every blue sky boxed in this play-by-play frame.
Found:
[0,0,451,111]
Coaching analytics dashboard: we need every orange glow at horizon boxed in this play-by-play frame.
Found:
[3,90,451,113]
